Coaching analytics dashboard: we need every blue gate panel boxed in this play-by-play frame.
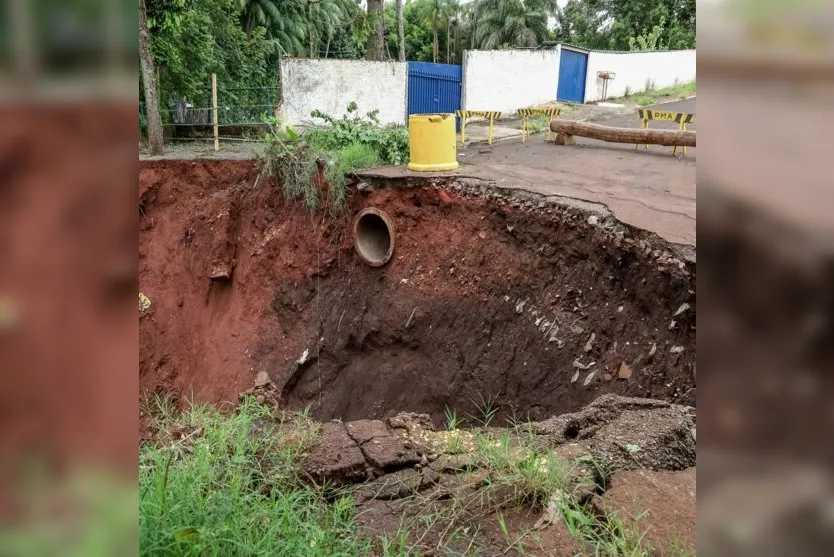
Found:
[557,49,588,104]
[407,61,462,128]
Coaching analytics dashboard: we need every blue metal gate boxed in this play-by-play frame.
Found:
[557,48,589,104]
[407,62,462,123]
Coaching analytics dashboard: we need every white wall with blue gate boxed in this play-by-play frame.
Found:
[281,48,696,127]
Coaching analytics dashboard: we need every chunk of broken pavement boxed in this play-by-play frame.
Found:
[302,422,368,485]
[346,419,422,471]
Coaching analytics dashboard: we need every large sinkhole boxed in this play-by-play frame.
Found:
[139,160,696,427]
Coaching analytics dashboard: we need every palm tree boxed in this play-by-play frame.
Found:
[239,0,307,55]
[307,0,352,58]
[445,0,461,63]
[418,0,448,63]
[474,0,546,49]
[238,0,352,58]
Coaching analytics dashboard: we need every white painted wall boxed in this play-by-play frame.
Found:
[281,58,407,126]
[462,49,561,113]
[583,50,696,103]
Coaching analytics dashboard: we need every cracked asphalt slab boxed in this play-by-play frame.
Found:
[365,98,696,248]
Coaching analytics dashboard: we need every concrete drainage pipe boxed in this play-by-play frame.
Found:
[353,208,395,267]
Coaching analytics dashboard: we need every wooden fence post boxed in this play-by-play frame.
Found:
[212,73,219,151]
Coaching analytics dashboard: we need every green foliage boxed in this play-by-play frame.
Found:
[555,0,695,51]
[238,0,359,57]
[476,0,547,49]
[260,115,332,213]
[146,0,275,112]
[611,80,695,106]
[138,398,387,556]
[337,142,380,174]
[563,505,650,556]
[473,431,565,507]
[140,398,379,556]
[259,104,408,214]
[444,407,461,431]
[308,103,410,166]
[471,393,500,427]
[526,116,549,134]
[239,0,305,53]
[628,15,666,51]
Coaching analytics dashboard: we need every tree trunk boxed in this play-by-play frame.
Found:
[396,0,405,61]
[308,1,315,58]
[470,9,476,49]
[549,120,696,147]
[366,0,385,61]
[454,21,460,63]
[139,0,164,155]
[432,18,438,63]
[446,20,450,63]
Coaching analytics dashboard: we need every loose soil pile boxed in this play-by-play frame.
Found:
[139,160,695,425]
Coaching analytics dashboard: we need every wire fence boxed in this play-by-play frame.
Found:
[140,86,280,130]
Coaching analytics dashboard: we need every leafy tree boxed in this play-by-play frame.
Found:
[555,0,695,51]
[475,0,546,49]
[319,2,371,59]
[238,0,306,53]
[146,0,275,113]
[307,0,356,58]
[628,15,665,50]
[524,0,559,44]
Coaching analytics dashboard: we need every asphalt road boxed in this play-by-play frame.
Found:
[597,97,696,131]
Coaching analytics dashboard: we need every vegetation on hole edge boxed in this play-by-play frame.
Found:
[140,396,691,556]
[258,102,409,214]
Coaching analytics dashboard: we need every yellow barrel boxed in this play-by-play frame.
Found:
[407,114,459,171]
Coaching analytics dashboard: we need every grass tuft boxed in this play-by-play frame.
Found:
[525,116,550,134]
[607,80,695,107]
[139,397,375,556]
[337,142,380,174]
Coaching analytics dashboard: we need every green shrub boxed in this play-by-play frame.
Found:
[258,103,411,215]
[309,103,409,165]
[338,142,380,174]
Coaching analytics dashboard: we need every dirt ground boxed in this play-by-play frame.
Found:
[140,159,695,426]
[295,394,697,556]
[139,129,698,553]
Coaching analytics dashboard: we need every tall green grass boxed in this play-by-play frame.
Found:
[337,142,380,174]
[139,398,371,556]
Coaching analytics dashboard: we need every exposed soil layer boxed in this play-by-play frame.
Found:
[295,394,697,556]
[139,160,695,424]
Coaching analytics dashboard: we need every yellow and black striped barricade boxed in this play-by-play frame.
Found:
[636,109,695,156]
[516,108,562,143]
[455,110,502,145]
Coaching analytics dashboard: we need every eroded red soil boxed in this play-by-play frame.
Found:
[139,160,695,424]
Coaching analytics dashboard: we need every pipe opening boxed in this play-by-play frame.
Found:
[354,208,394,267]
